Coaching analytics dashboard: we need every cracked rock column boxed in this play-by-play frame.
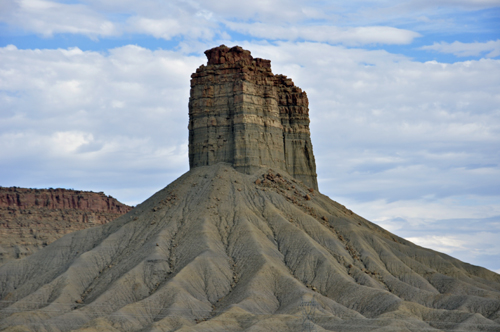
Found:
[189,45,318,190]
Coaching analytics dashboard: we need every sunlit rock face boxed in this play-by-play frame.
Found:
[188,45,318,190]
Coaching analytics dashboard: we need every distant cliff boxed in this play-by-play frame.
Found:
[0,187,132,264]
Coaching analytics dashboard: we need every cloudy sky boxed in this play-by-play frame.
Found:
[1,0,499,272]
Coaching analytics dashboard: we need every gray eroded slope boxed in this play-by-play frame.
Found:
[1,163,499,332]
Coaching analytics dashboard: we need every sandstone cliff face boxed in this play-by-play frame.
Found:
[189,45,318,190]
[0,187,132,264]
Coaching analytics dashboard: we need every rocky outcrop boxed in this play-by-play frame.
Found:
[0,187,132,264]
[0,187,131,212]
[189,45,318,190]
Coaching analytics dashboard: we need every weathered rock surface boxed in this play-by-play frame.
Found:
[189,45,318,190]
[0,164,499,332]
[0,187,132,264]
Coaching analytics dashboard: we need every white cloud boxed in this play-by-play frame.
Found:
[82,0,331,23]
[341,196,500,231]
[0,0,118,38]
[225,23,421,45]
[421,0,500,10]
[126,16,215,41]
[402,217,500,271]
[200,0,332,23]
[52,131,94,153]
[1,0,496,48]
[128,17,182,39]
[0,0,219,41]
[421,39,500,58]
[406,230,500,272]
[405,235,467,253]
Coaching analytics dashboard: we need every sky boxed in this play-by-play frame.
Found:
[1,0,499,273]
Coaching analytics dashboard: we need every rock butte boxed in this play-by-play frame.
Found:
[189,45,318,190]
[0,46,499,332]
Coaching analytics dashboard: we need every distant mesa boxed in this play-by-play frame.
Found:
[0,186,130,213]
[0,186,132,264]
[189,45,318,190]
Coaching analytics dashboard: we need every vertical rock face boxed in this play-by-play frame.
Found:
[0,187,131,213]
[189,45,318,190]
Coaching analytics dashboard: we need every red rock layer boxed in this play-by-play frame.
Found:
[0,187,132,264]
[0,187,130,213]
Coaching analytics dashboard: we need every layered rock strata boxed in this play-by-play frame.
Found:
[0,187,132,264]
[189,45,318,190]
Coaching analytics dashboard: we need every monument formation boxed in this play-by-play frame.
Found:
[189,45,318,190]
[0,46,499,332]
